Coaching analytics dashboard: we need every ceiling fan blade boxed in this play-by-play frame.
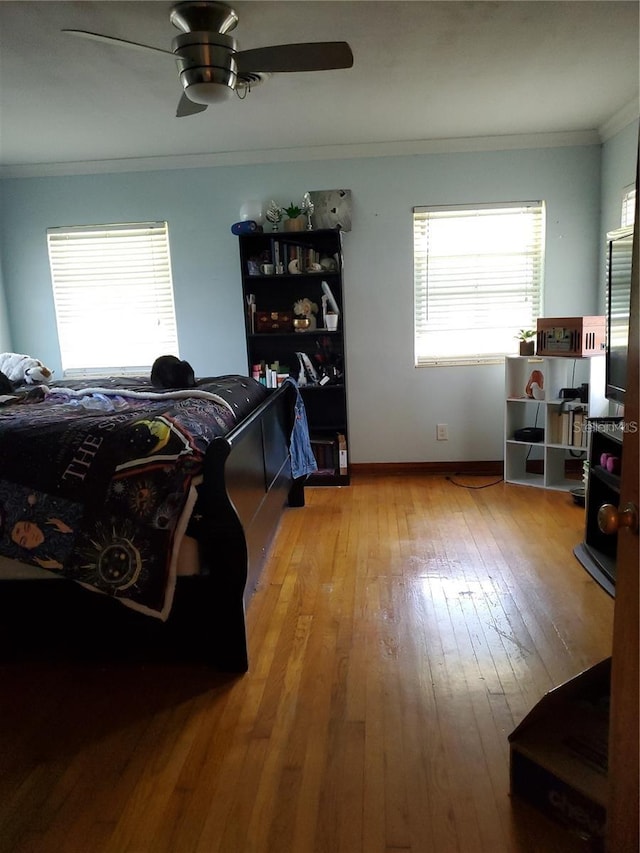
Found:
[236,41,353,74]
[176,93,208,117]
[61,29,175,57]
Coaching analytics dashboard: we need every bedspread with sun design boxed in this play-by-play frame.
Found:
[0,375,268,618]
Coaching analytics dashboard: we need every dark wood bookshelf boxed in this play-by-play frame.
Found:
[238,228,350,486]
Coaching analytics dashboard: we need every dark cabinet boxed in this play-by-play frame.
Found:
[238,228,349,486]
[574,418,624,595]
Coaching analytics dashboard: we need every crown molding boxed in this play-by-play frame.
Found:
[599,99,640,141]
[0,130,602,179]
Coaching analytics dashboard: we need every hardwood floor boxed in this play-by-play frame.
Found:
[0,473,614,853]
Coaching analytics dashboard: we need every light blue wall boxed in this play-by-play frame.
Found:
[0,257,12,351]
[0,140,614,462]
[599,120,639,311]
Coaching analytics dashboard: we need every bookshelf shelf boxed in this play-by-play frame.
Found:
[504,355,607,491]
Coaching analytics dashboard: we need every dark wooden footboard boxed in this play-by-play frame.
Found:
[172,379,305,671]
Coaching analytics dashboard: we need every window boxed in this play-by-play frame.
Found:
[47,222,179,377]
[413,202,545,366]
[621,184,636,228]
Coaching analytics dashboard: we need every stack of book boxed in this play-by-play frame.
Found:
[268,239,326,273]
[309,433,348,476]
[551,406,588,447]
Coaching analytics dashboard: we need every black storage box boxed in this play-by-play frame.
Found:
[514,427,545,443]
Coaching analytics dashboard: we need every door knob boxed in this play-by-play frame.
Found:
[597,502,639,535]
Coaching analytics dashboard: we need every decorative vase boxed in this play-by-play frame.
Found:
[283,216,305,232]
[519,340,535,356]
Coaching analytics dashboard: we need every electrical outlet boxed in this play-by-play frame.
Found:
[436,423,448,441]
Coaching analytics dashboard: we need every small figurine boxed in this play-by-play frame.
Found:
[265,200,283,231]
[525,369,544,399]
[301,192,314,230]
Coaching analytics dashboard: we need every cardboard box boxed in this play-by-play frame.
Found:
[536,316,606,357]
[509,658,610,849]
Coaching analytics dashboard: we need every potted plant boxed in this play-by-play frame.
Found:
[516,329,536,356]
[283,202,305,232]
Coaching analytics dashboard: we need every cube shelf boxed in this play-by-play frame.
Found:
[504,355,607,490]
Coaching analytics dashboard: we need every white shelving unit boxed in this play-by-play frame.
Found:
[504,355,607,490]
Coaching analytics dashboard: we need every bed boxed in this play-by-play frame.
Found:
[0,374,309,671]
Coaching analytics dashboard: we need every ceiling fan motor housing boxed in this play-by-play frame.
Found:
[170,1,239,35]
[173,31,238,103]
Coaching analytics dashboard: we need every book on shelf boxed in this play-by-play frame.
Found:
[337,433,348,475]
[571,408,588,448]
[572,410,583,447]
[270,239,281,269]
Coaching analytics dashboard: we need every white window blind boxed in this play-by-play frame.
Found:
[621,185,636,227]
[413,202,545,366]
[47,222,179,377]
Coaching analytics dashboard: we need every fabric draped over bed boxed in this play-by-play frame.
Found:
[0,375,269,620]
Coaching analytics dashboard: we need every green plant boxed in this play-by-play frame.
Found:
[284,202,302,218]
[516,329,536,341]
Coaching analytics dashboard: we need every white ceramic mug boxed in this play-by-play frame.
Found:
[260,263,275,275]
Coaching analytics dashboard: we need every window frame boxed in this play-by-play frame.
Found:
[413,201,545,367]
[621,184,636,228]
[47,221,179,378]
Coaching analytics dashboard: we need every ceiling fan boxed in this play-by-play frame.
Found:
[62,0,354,117]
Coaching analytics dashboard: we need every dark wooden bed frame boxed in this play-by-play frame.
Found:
[0,380,304,672]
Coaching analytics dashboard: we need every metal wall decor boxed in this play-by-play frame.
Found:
[308,189,352,231]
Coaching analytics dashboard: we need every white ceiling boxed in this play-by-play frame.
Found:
[0,0,638,176]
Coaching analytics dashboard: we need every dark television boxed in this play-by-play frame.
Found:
[605,225,634,404]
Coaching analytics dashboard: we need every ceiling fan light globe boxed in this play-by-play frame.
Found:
[185,81,233,104]
[179,63,237,102]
